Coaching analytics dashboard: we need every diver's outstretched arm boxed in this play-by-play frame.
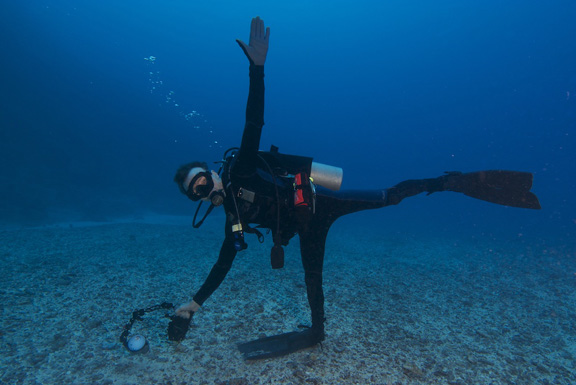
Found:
[170,235,238,342]
[175,219,239,320]
[236,17,270,168]
[192,236,239,306]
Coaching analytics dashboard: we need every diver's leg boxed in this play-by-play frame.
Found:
[298,220,330,336]
[236,220,329,360]
[316,177,443,221]
[383,171,540,209]
[317,170,540,222]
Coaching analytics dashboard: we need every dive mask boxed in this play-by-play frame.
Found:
[185,171,225,206]
[185,171,215,201]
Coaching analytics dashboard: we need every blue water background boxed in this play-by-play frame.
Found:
[1,0,574,242]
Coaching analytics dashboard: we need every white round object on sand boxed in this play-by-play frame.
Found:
[127,335,147,352]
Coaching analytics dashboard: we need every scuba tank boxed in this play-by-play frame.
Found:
[310,162,343,191]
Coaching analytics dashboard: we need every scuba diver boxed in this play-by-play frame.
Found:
[171,17,541,360]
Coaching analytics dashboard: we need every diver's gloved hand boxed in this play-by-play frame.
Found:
[167,301,200,342]
[175,301,200,319]
[236,16,270,66]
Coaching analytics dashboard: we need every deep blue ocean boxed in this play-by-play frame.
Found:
[1,2,576,383]
[1,0,574,242]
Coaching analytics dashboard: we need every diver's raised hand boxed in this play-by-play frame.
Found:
[236,16,270,66]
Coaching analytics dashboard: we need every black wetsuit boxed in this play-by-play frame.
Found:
[190,63,454,331]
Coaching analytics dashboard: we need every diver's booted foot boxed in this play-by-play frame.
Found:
[238,326,324,360]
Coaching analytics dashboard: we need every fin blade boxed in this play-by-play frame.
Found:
[446,170,541,209]
[237,329,323,360]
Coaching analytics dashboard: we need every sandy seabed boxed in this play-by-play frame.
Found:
[1,216,575,385]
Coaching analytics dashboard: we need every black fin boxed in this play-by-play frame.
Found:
[444,170,541,209]
[237,328,324,360]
